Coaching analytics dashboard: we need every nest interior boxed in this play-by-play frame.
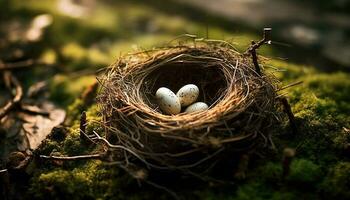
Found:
[98,43,280,174]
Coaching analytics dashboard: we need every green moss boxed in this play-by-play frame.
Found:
[332,128,350,151]
[7,0,350,199]
[235,182,272,200]
[259,162,283,183]
[49,75,95,107]
[320,162,350,199]
[29,161,115,200]
[35,140,61,156]
[32,169,93,200]
[287,159,322,184]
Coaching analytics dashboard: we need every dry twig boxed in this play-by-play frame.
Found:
[0,71,23,119]
[279,97,297,134]
[40,153,102,161]
[244,28,272,75]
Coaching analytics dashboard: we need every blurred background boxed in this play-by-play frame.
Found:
[1,0,349,73]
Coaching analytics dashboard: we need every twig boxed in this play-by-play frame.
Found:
[0,71,23,119]
[19,103,50,116]
[244,28,272,55]
[81,81,99,107]
[27,81,47,98]
[279,97,297,134]
[0,59,53,71]
[0,169,7,173]
[91,131,152,168]
[0,59,35,70]
[250,42,261,75]
[80,111,89,143]
[145,180,180,200]
[244,28,272,75]
[40,153,102,161]
[278,81,303,91]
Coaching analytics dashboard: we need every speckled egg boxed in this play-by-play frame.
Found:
[156,87,181,115]
[176,84,199,107]
[185,102,209,113]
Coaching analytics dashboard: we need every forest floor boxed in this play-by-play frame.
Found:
[0,0,349,199]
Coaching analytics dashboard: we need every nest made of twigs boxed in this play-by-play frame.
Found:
[97,41,280,175]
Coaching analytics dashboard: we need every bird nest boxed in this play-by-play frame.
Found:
[97,40,281,175]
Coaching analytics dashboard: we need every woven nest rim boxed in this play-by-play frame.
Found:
[97,41,281,171]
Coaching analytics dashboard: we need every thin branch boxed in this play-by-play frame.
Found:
[250,42,261,75]
[244,28,272,75]
[0,71,23,119]
[0,59,35,70]
[145,180,180,200]
[0,169,8,173]
[244,28,272,55]
[40,153,102,161]
[0,59,53,71]
[278,81,303,91]
[19,103,50,116]
[80,111,89,143]
[279,97,297,134]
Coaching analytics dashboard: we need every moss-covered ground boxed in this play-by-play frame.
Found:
[1,0,349,199]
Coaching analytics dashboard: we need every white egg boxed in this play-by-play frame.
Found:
[155,87,181,115]
[185,102,209,113]
[176,84,199,107]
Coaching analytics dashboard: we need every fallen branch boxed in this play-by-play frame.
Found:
[40,153,102,161]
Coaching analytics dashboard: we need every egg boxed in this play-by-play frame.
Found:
[185,102,209,113]
[155,87,181,115]
[176,84,199,107]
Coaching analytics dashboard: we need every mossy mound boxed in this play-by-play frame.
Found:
[27,59,350,200]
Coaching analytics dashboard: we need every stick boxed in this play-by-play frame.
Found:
[40,153,102,161]
[279,97,297,134]
[19,103,50,116]
[80,111,89,143]
[0,60,52,71]
[244,28,272,75]
[278,81,303,91]
[0,71,23,119]
[245,28,272,55]
[0,60,37,71]
[250,41,261,75]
